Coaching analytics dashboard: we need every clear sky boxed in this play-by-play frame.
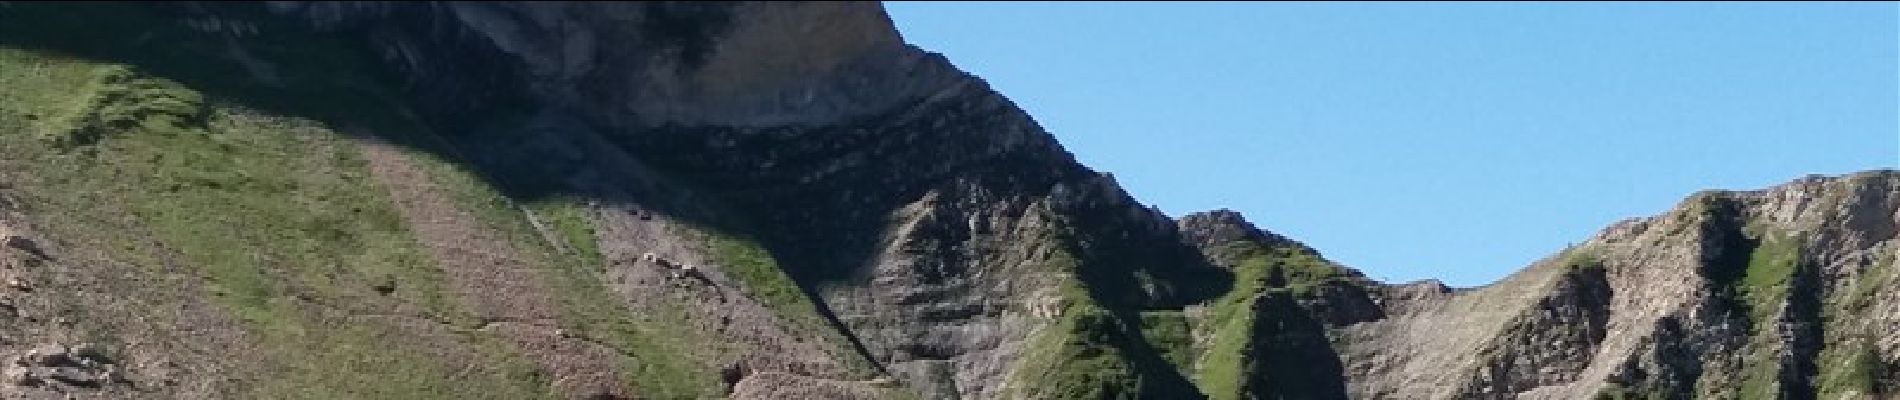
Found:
[885,2,1899,287]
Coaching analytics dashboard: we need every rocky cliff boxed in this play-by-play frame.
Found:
[0,2,1893,399]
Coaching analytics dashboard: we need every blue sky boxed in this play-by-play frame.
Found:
[885,2,1899,287]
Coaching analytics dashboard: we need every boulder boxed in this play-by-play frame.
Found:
[2,232,45,259]
[7,343,116,389]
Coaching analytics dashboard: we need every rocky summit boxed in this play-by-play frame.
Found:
[0,2,1892,399]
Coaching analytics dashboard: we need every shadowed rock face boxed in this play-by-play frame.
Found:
[0,2,1895,400]
[256,1,959,129]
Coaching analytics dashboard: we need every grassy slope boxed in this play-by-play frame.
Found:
[1007,278,1149,400]
[1139,310,1195,373]
[1000,245,1138,400]
[1735,234,1803,399]
[0,47,554,399]
[1194,241,1349,400]
[1002,228,1352,400]
[0,3,727,397]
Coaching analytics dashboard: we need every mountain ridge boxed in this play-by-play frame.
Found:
[0,2,1892,399]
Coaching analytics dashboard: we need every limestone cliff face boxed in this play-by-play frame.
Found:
[0,2,1894,400]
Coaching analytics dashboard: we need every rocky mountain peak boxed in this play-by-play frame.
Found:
[1178,209,1289,249]
[1177,209,1331,267]
[254,1,962,129]
[1176,209,1257,243]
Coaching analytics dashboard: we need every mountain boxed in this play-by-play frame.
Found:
[0,2,1892,399]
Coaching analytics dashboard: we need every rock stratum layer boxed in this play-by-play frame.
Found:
[0,2,1893,399]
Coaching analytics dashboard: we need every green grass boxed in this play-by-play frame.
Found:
[1031,309,1142,400]
[1004,251,1138,399]
[1008,290,1144,400]
[707,231,824,327]
[1564,249,1606,272]
[704,230,880,377]
[49,65,204,147]
[1738,235,1801,329]
[1594,383,1672,400]
[1196,297,1253,400]
[1191,240,1347,399]
[1004,245,1211,400]
[1737,345,1782,400]
[1139,310,1195,373]
[1728,233,1802,399]
[527,198,605,265]
[1816,341,1879,398]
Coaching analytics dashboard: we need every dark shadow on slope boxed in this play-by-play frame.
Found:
[0,2,748,241]
[1241,292,1350,399]
[1691,194,1821,399]
[0,2,517,145]
[1695,196,1761,333]
[1783,258,1822,400]
[1056,188,1234,399]
[612,83,1233,392]
[1,0,1236,292]
[0,0,903,384]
